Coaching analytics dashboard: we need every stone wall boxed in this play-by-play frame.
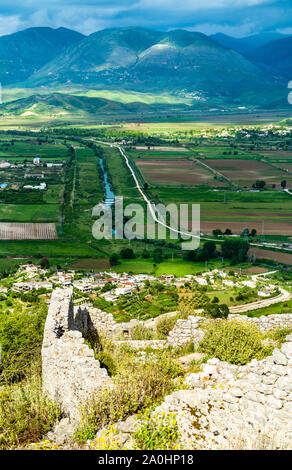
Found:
[166,313,292,347]
[229,313,292,332]
[42,288,112,420]
[155,334,292,449]
[83,307,178,339]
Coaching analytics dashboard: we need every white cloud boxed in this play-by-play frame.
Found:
[277,27,292,35]
[134,0,272,10]
[187,21,257,38]
[0,0,288,37]
[0,15,22,36]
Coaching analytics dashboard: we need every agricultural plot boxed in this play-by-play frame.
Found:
[152,188,292,236]
[0,222,57,240]
[130,150,189,160]
[0,204,59,222]
[205,159,292,188]
[0,140,68,158]
[200,220,292,236]
[273,162,292,171]
[262,151,292,160]
[135,159,225,186]
[133,146,188,152]
[0,137,66,225]
[249,247,292,265]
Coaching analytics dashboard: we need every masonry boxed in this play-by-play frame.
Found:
[167,313,292,347]
[41,288,112,420]
[155,334,292,449]
[42,287,292,439]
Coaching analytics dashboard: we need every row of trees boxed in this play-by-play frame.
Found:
[185,239,249,264]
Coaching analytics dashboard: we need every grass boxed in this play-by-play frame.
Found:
[111,257,225,276]
[0,204,59,222]
[245,297,292,317]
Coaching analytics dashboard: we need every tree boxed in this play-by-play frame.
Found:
[224,228,232,235]
[109,254,119,266]
[241,227,249,238]
[120,248,135,259]
[221,239,249,263]
[213,229,222,237]
[281,180,287,189]
[40,257,50,268]
[255,180,266,189]
[204,303,229,319]
[250,228,257,237]
[203,241,217,259]
[153,248,163,264]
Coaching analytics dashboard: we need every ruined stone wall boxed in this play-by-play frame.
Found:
[166,313,292,347]
[42,288,112,420]
[156,334,292,449]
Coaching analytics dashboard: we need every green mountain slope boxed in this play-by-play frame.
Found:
[0,92,188,118]
[26,27,271,104]
[0,27,85,84]
[211,32,287,55]
[247,36,292,78]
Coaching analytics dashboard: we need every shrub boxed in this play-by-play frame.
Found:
[74,352,182,442]
[265,327,292,347]
[133,410,181,450]
[131,324,154,340]
[0,304,47,383]
[204,303,229,319]
[155,316,177,339]
[90,426,122,450]
[96,351,117,376]
[198,319,273,365]
[0,367,60,449]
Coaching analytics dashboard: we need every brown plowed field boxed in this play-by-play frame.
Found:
[136,159,225,186]
[200,220,292,236]
[206,159,292,187]
[249,248,292,265]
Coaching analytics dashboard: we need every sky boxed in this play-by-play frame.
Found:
[0,0,291,38]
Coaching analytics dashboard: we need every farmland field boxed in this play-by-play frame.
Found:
[249,247,292,265]
[0,222,57,240]
[150,187,292,236]
[135,159,225,186]
[204,159,292,188]
[0,119,291,268]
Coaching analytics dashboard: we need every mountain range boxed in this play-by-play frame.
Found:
[0,92,184,118]
[0,26,291,111]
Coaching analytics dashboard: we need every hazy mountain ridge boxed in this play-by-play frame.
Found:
[0,26,290,108]
[0,27,85,84]
[211,32,288,55]
[247,36,292,78]
[27,27,271,104]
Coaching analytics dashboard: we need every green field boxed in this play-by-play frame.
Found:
[0,120,291,269]
[0,204,59,222]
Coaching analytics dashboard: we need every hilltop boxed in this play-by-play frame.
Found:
[0,92,188,118]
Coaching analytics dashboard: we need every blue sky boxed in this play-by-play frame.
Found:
[0,0,291,37]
